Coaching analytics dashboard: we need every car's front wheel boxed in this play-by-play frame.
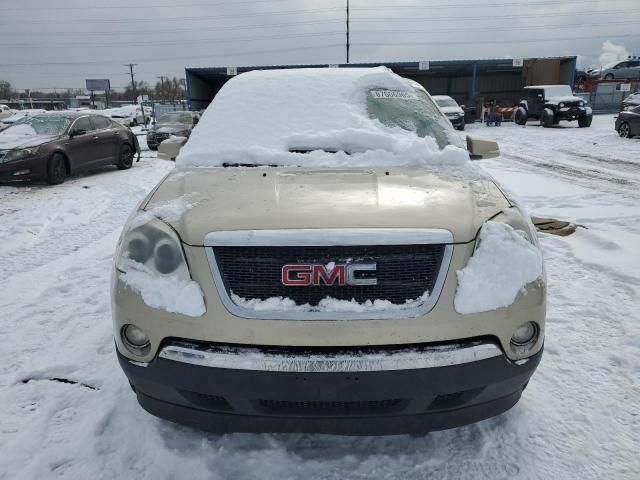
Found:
[116,143,134,170]
[604,73,614,80]
[515,107,528,125]
[46,153,67,185]
[578,114,592,128]
[456,121,465,131]
[541,108,554,128]
[618,121,632,138]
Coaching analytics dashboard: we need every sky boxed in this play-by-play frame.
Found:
[0,0,639,93]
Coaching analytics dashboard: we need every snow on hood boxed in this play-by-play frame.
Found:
[547,96,583,104]
[0,125,58,150]
[177,67,468,169]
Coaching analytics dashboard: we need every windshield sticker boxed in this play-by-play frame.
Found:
[370,89,417,100]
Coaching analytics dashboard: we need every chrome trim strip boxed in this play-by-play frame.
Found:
[204,228,454,320]
[158,342,503,372]
[204,228,453,247]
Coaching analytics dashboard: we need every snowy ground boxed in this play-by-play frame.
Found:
[1,118,639,479]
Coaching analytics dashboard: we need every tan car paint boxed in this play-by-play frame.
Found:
[145,167,511,245]
[112,167,544,364]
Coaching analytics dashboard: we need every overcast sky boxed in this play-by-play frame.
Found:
[0,0,638,92]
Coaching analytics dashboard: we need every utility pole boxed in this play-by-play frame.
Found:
[156,75,167,102]
[124,63,138,102]
[346,0,350,64]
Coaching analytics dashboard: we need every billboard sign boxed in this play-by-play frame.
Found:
[85,79,110,91]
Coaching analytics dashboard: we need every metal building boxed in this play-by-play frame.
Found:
[185,56,577,117]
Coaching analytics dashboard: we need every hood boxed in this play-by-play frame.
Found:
[440,106,464,115]
[153,123,191,133]
[547,95,584,104]
[144,167,510,245]
[0,130,58,150]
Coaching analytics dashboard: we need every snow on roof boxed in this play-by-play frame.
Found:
[177,67,469,169]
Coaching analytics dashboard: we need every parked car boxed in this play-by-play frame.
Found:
[146,111,199,150]
[615,105,640,138]
[0,104,13,121]
[0,111,140,184]
[621,92,640,111]
[102,105,152,127]
[432,95,465,130]
[112,67,545,435]
[589,60,640,80]
[515,85,592,128]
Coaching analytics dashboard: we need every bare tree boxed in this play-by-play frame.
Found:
[0,80,14,100]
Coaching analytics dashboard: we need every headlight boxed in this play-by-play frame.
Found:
[559,102,565,108]
[579,101,585,107]
[3,146,40,162]
[116,216,190,279]
[475,206,538,252]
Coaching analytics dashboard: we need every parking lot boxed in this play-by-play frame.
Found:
[0,115,638,479]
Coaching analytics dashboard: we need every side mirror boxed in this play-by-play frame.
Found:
[69,128,86,137]
[467,135,500,160]
[460,105,466,109]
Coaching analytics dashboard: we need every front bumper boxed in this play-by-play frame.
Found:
[446,115,465,127]
[118,339,542,435]
[0,155,47,181]
[557,106,589,120]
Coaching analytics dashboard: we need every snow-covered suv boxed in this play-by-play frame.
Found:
[112,67,545,435]
[515,85,592,128]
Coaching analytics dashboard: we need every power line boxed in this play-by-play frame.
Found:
[353,32,640,48]
[350,0,635,10]
[4,30,345,49]
[0,7,343,25]
[351,8,639,23]
[0,19,345,37]
[0,0,337,11]
[0,43,344,67]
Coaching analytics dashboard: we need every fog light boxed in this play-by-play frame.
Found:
[510,322,538,347]
[122,324,150,355]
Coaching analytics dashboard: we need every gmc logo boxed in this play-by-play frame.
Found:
[282,263,377,286]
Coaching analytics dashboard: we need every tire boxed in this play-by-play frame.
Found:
[46,153,67,185]
[618,122,631,138]
[541,108,554,128]
[578,114,592,128]
[456,121,465,131]
[116,143,134,170]
[604,73,614,80]
[148,145,158,151]
[515,107,528,125]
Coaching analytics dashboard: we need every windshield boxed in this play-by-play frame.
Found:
[434,97,459,108]
[158,112,193,124]
[6,115,71,135]
[366,89,452,149]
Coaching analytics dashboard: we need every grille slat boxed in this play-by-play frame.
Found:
[214,244,445,306]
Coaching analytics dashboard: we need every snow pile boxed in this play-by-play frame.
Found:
[454,222,543,314]
[177,67,468,169]
[119,260,205,317]
[231,291,430,313]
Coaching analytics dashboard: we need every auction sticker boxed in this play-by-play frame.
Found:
[370,89,416,99]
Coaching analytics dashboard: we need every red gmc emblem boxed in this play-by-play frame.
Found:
[282,263,377,286]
